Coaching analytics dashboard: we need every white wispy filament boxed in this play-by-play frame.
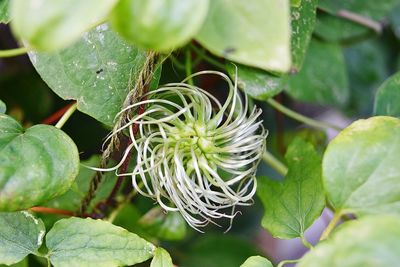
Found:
[99,70,266,231]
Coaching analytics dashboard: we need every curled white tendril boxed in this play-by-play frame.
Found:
[94,70,267,231]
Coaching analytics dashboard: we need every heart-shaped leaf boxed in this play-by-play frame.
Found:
[196,0,291,72]
[29,24,160,127]
[258,138,325,239]
[46,217,155,267]
[0,211,45,265]
[0,114,79,211]
[323,116,400,216]
[298,215,400,267]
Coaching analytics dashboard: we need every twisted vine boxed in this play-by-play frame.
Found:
[78,51,159,216]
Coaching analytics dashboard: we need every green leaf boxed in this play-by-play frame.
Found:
[0,211,45,265]
[290,0,318,71]
[315,0,399,42]
[298,215,400,267]
[196,0,291,72]
[389,3,400,39]
[285,39,349,107]
[46,217,155,267]
[45,156,116,212]
[29,24,159,127]
[374,72,400,117]
[10,0,117,51]
[150,247,173,267]
[291,0,301,7]
[111,0,209,52]
[0,114,79,211]
[0,258,28,267]
[139,207,187,241]
[323,116,400,216]
[0,0,10,24]
[226,64,283,100]
[314,14,368,42]
[258,138,325,239]
[0,100,5,113]
[344,38,389,115]
[240,256,273,267]
[319,0,399,18]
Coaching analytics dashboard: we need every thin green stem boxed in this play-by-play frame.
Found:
[107,182,142,223]
[55,103,77,129]
[277,259,300,267]
[301,234,313,250]
[170,55,185,70]
[0,47,29,58]
[190,44,226,70]
[266,98,342,131]
[185,48,194,85]
[319,211,342,240]
[262,150,288,176]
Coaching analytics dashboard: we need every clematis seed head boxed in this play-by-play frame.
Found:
[101,70,267,231]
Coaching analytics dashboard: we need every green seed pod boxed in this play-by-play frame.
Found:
[110,0,209,52]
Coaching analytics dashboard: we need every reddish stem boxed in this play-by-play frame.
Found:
[42,101,76,125]
[104,140,132,207]
[93,94,149,215]
[30,206,74,217]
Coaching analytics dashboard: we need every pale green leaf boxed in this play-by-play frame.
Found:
[150,247,173,267]
[0,212,45,265]
[46,217,155,267]
[323,116,400,215]
[285,39,349,107]
[298,215,400,267]
[139,207,187,241]
[374,72,400,117]
[29,24,159,126]
[11,0,117,51]
[240,256,273,267]
[258,138,325,239]
[226,64,283,100]
[0,114,79,211]
[111,0,209,52]
[196,0,291,72]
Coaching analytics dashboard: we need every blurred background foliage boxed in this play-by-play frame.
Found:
[1,0,400,266]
